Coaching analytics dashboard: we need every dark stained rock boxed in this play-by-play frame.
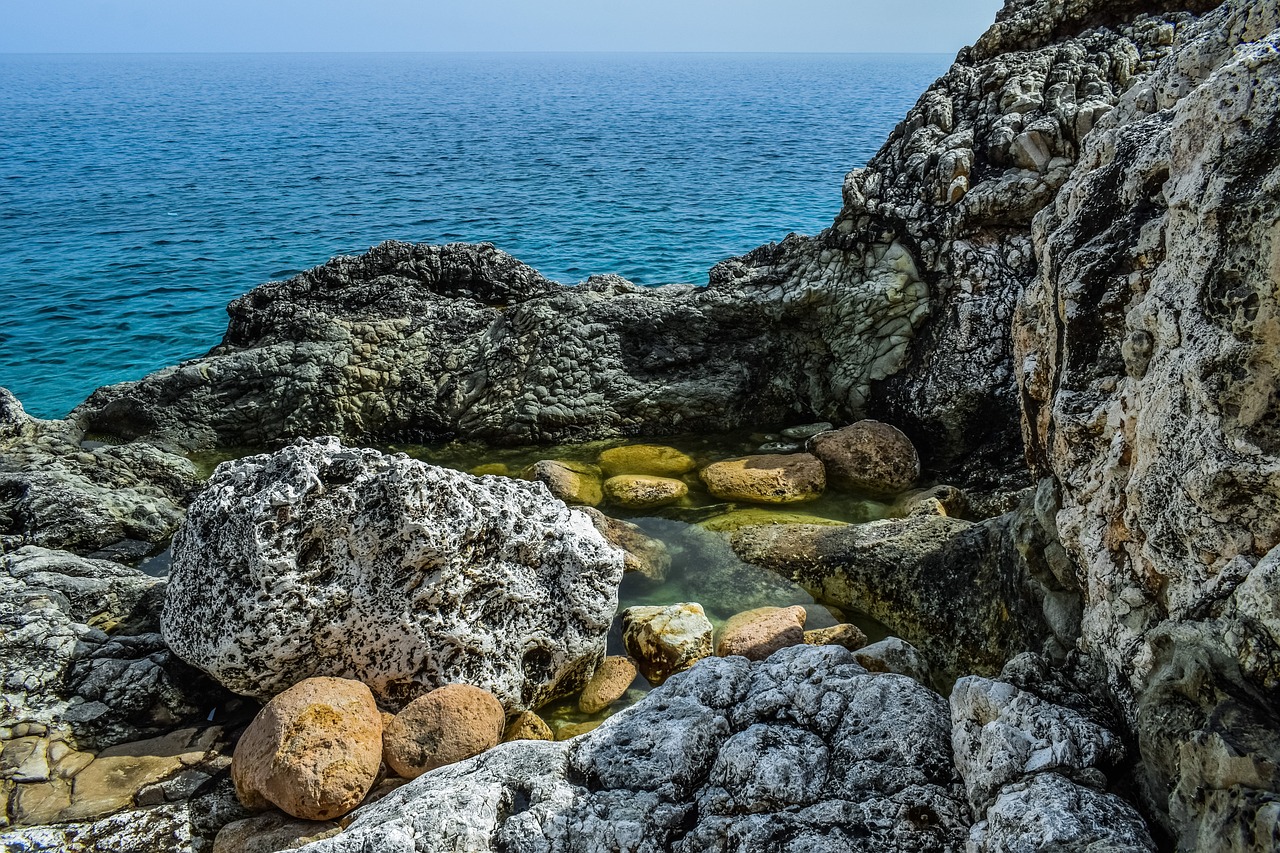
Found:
[807,420,919,496]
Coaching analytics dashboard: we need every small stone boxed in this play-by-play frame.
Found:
[804,623,869,651]
[807,420,920,496]
[578,657,639,714]
[598,445,697,477]
[528,459,603,506]
[468,463,510,477]
[855,637,933,685]
[232,678,382,821]
[715,606,807,660]
[603,475,688,509]
[213,811,341,853]
[502,711,554,743]
[699,454,826,504]
[621,603,714,685]
[383,684,505,779]
[781,422,834,440]
[756,441,802,454]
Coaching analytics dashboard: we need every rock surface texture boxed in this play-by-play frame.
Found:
[1012,0,1280,842]
[232,677,383,821]
[382,684,505,779]
[293,645,970,853]
[162,438,624,711]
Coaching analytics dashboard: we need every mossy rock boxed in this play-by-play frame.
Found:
[598,444,697,477]
[698,508,849,533]
[468,462,510,477]
[527,459,604,506]
[603,475,688,509]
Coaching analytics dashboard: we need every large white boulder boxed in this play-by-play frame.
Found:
[161,438,624,711]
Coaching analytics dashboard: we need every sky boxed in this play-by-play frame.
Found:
[2,0,1008,54]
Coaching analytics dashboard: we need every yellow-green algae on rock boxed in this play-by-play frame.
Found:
[598,444,697,478]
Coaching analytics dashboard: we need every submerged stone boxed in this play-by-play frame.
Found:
[602,474,688,509]
[528,459,603,507]
[699,453,826,504]
[597,444,697,478]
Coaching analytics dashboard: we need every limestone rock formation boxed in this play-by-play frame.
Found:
[0,388,197,555]
[161,438,625,711]
[294,645,970,853]
[382,684,505,779]
[1011,0,1280,840]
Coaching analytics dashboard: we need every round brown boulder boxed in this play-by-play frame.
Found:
[382,684,505,779]
[231,677,383,821]
[603,475,688,509]
[502,710,554,743]
[807,420,919,496]
[699,454,826,504]
[715,606,807,660]
[578,656,639,714]
[528,459,603,506]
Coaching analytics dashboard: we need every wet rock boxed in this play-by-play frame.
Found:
[602,474,688,509]
[527,459,602,507]
[0,389,197,556]
[804,623,869,651]
[383,684,505,779]
[298,645,969,853]
[697,507,849,533]
[554,721,602,741]
[502,711,553,743]
[579,508,670,582]
[854,637,932,686]
[699,453,825,505]
[597,444,697,478]
[578,657,638,714]
[897,484,969,518]
[714,605,807,661]
[807,420,919,497]
[212,812,340,853]
[621,603,713,685]
[232,677,382,821]
[162,438,624,711]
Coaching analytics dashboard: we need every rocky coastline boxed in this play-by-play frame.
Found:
[3,0,1280,850]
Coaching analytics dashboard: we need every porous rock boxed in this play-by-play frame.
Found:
[621,603,713,685]
[968,772,1156,852]
[383,684,505,779]
[295,645,970,853]
[699,453,826,504]
[162,438,624,711]
[714,605,807,660]
[232,677,382,821]
[807,420,919,496]
[854,637,934,686]
[212,812,340,853]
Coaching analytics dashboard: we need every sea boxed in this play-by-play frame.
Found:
[0,52,949,419]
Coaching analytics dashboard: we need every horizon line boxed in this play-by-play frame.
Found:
[0,48,959,57]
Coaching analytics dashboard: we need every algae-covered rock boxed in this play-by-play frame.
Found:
[602,474,687,509]
[698,507,848,533]
[699,453,826,504]
[597,444,697,478]
[528,459,603,506]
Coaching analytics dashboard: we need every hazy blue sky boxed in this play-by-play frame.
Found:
[3,1,1007,53]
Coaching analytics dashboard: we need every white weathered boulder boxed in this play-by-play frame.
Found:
[162,438,625,711]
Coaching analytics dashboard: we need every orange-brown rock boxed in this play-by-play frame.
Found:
[578,656,638,714]
[231,677,382,821]
[382,684,505,779]
[502,710,553,743]
[715,606,807,660]
[699,454,826,504]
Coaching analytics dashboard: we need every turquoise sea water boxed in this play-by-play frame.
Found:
[0,52,949,419]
